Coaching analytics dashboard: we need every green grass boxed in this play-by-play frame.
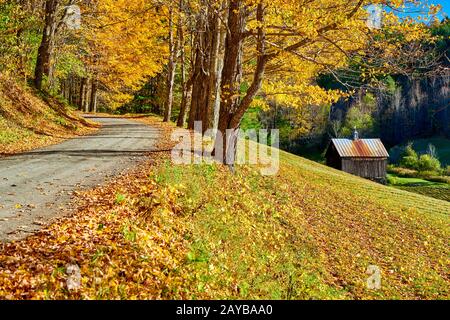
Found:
[387,174,443,186]
[115,192,126,205]
[387,174,450,202]
[396,185,450,202]
[0,116,34,144]
[240,107,263,132]
[145,146,449,299]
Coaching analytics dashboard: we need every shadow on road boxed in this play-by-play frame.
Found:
[2,149,174,158]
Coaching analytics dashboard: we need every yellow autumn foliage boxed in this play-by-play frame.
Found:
[81,0,168,108]
[239,0,435,112]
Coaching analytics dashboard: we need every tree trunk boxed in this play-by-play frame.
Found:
[61,78,66,99]
[177,25,193,127]
[213,0,245,162]
[34,0,59,90]
[69,75,74,105]
[176,0,191,128]
[188,4,220,133]
[206,11,221,131]
[74,76,79,106]
[177,80,192,127]
[80,78,87,111]
[177,50,188,127]
[212,17,227,132]
[90,79,98,113]
[187,11,207,130]
[84,78,91,113]
[64,78,69,100]
[214,1,267,164]
[164,7,177,122]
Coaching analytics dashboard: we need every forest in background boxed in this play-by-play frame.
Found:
[121,18,449,153]
[1,0,447,163]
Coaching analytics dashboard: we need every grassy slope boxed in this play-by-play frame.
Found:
[0,117,448,300]
[154,148,448,299]
[387,174,442,186]
[0,74,97,154]
[387,174,450,202]
[395,185,450,202]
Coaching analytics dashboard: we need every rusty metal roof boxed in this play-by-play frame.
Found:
[330,139,389,158]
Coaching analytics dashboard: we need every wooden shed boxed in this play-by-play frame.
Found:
[325,134,389,183]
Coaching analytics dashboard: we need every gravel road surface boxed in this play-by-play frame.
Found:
[0,117,160,242]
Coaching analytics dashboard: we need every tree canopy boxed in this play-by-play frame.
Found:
[0,0,444,160]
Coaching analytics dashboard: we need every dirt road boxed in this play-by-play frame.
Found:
[0,117,160,241]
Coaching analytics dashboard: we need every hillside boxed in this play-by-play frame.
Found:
[0,116,448,300]
[0,75,98,155]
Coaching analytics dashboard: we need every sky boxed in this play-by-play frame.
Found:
[367,1,448,28]
[402,0,449,20]
[366,1,448,25]
[435,0,450,16]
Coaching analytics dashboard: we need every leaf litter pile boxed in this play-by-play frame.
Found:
[0,74,98,156]
[0,117,188,299]
[0,117,449,299]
